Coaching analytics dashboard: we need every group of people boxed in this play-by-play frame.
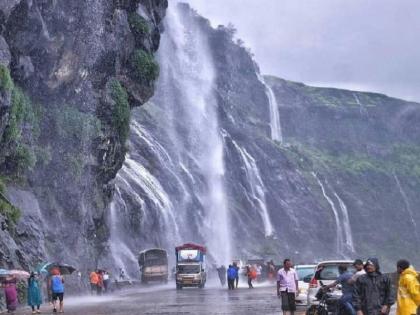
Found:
[276,257,420,315]
[1,268,65,314]
[89,270,111,295]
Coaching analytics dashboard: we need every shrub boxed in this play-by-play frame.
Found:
[128,13,149,38]
[0,178,21,225]
[0,65,13,92]
[129,49,159,83]
[109,79,130,143]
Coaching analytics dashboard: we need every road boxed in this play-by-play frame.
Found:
[13,281,307,315]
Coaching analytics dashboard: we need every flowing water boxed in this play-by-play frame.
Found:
[110,2,232,269]
[232,140,274,237]
[312,172,353,256]
[257,74,283,143]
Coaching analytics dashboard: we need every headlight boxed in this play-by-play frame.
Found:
[299,288,308,294]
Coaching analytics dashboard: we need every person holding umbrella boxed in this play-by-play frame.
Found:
[28,272,42,314]
[50,268,64,313]
[1,275,18,313]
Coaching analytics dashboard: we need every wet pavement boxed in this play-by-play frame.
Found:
[13,282,306,315]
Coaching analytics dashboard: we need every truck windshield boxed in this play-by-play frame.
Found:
[178,265,200,274]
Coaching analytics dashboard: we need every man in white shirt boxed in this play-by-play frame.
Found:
[350,259,366,284]
[277,259,299,315]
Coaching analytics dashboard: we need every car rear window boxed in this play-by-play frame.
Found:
[296,267,315,280]
[316,264,355,280]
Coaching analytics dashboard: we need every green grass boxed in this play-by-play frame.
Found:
[110,79,131,143]
[129,49,159,84]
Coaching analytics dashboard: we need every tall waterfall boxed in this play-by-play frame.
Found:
[110,2,232,267]
[312,172,354,256]
[257,74,283,143]
[232,140,274,237]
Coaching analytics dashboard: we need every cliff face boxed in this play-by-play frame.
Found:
[0,0,167,271]
[109,3,420,276]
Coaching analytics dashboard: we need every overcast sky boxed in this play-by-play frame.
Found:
[185,0,420,102]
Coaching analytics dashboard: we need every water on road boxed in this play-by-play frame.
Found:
[14,283,300,315]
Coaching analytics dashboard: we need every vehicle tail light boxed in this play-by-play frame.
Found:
[309,277,318,288]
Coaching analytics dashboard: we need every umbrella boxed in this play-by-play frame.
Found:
[9,269,30,279]
[0,268,11,278]
[38,262,76,275]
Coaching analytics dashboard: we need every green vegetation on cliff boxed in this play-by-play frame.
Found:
[281,141,420,179]
[110,79,130,143]
[0,65,13,92]
[128,13,149,38]
[129,49,159,83]
[0,178,21,224]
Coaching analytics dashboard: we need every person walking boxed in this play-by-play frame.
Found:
[227,265,237,290]
[50,269,64,313]
[233,262,240,289]
[277,259,299,315]
[396,259,420,315]
[2,275,18,313]
[353,258,394,315]
[28,272,42,314]
[97,271,104,295]
[246,266,256,289]
[89,270,99,295]
[103,271,110,293]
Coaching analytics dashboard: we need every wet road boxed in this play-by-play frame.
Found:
[14,282,306,315]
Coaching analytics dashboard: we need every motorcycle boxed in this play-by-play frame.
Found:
[306,282,349,315]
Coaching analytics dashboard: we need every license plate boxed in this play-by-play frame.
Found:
[184,280,192,284]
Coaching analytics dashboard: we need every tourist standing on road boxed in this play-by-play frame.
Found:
[227,265,238,290]
[89,270,99,294]
[233,262,240,288]
[396,259,420,315]
[246,266,256,289]
[277,259,299,315]
[350,259,366,284]
[28,272,42,314]
[97,271,104,295]
[2,275,18,313]
[103,271,110,293]
[50,268,64,313]
[353,258,394,315]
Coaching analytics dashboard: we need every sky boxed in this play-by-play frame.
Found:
[185,0,420,102]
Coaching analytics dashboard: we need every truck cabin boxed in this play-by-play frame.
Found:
[139,249,168,268]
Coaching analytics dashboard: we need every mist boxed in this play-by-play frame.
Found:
[186,0,420,102]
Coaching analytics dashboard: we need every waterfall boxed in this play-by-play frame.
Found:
[108,187,139,278]
[393,174,420,242]
[257,74,283,143]
[110,2,231,265]
[333,193,355,253]
[232,140,274,237]
[312,172,355,256]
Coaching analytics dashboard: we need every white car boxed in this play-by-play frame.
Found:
[295,264,317,306]
[306,260,355,307]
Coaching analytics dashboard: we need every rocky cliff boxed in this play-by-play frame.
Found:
[0,0,168,271]
[110,3,420,276]
[1,1,418,276]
